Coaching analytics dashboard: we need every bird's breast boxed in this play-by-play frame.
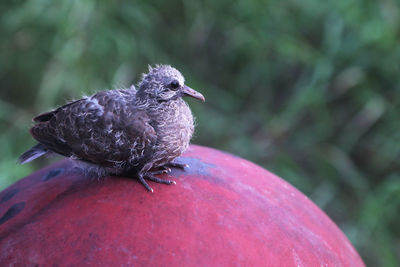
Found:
[150,100,194,164]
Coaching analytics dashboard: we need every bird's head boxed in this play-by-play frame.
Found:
[137,65,205,103]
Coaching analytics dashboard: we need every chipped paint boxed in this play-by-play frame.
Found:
[0,202,25,225]
[0,188,19,204]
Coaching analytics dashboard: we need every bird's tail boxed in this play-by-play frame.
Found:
[18,143,48,164]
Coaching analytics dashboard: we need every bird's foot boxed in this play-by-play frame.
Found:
[138,172,176,193]
[165,161,189,170]
[151,161,188,174]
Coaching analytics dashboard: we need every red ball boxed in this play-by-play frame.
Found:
[0,145,364,266]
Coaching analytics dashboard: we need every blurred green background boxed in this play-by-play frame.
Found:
[0,0,399,265]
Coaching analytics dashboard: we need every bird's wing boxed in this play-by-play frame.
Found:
[33,88,137,122]
[30,89,157,167]
[33,99,85,122]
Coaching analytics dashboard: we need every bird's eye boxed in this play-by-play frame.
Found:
[169,80,180,90]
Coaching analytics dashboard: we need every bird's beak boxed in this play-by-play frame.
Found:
[182,85,205,102]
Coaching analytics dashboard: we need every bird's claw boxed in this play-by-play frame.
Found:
[138,173,176,192]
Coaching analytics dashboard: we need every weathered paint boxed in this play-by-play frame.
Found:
[0,145,364,266]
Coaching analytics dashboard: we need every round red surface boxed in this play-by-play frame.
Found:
[0,145,364,266]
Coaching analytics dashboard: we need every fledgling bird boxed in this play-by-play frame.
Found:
[19,65,205,192]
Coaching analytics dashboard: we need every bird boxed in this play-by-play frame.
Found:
[19,65,205,192]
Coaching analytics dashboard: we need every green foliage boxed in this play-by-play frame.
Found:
[0,0,399,265]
